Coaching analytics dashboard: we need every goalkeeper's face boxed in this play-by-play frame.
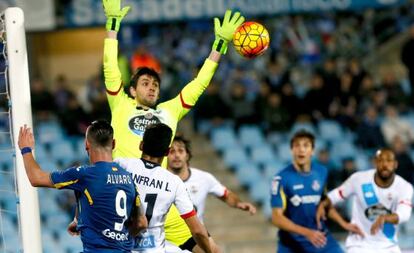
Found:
[130,74,160,107]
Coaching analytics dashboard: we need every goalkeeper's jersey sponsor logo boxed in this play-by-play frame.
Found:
[128,113,161,136]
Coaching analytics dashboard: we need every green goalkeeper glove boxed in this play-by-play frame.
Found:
[212,10,245,55]
[102,0,131,32]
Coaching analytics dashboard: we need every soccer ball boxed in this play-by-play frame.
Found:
[233,21,270,58]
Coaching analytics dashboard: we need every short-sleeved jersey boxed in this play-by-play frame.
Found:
[183,168,227,222]
[50,162,139,252]
[115,158,196,253]
[328,169,413,249]
[163,168,227,246]
[103,38,218,160]
[271,162,331,252]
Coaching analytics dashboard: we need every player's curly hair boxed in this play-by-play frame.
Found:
[142,123,172,157]
[172,134,192,162]
[290,129,315,148]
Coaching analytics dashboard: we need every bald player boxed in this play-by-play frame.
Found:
[317,148,413,253]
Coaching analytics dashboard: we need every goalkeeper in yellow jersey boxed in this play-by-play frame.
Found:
[101,0,244,252]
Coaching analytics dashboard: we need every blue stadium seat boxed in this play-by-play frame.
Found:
[318,120,343,142]
[355,153,371,170]
[38,160,59,173]
[1,215,17,234]
[238,125,265,149]
[1,191,18,213]
[250,144,277,166]
[262,200,272,219]
[34,144,49,161]
[222,147,249,169]
[289,122,317,137]
[0,149,14,170]
[249,178,269,205]
[2,229,20,252]
[36,121,64,145]
[59,229,83,252]
[275,142,291,163]
[49,141,76,166]
[40,196,62,217]
[0,175,14,191]
[74,137,89,162]
[235,164,262,188]
[263,161,286,181]
[330,140,357,163]
[45,213,71,228]
[42,230,61,253]
[211,127,238,151]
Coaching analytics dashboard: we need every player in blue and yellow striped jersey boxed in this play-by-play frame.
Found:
[18,120,147,252]
[270,130,343,253]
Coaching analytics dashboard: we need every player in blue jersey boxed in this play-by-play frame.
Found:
[270,130,344,253]
[18,120,147,252]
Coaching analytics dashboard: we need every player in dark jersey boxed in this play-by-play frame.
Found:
[270,130,343,253]
[18,120,147,252]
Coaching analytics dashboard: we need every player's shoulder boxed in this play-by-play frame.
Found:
[352,169,375,179]
[157,167,183,183]
[115,157,143,168]
[274,164,294,180]
[394,174,414,190]
[190,167,214,178]
[311,161,328,174]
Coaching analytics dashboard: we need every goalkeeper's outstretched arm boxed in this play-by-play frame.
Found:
[209,10,244,63]
[165,10,245,118]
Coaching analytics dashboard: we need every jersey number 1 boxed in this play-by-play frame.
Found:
[145,193,158,223]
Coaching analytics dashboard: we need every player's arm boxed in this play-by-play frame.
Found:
[68,206,80,236]
[174,178,212,253]
[219,189,256,215]
[318,197,364,237]
[102,0,130,107]
[183,215,212,253]
[162,10,244,119]
[126,189,148,236]
[371,183,413,235]
[270,176,326,248]
[18,125,53,188]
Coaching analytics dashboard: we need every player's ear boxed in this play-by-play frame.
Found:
[85,139,89,151]
[129,85,137,98]
[112,139,116,150]
[139,141,143,151]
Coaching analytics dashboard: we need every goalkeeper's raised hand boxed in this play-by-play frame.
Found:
[102,0,130,32]
[212,10,245,55]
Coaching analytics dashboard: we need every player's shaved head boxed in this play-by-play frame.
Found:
[375,148,395,159]
[375,148,397,182]
[142,123,172,157]
[86,120,114,151]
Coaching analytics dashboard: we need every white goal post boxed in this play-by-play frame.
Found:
[5,7,42,253]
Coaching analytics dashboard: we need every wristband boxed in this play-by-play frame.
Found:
[21,147,32,155]
[212,38,228,55]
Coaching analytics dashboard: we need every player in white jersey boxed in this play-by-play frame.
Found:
[317,148,413,253]
[166,135,256,252]
[116,124,212,253]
